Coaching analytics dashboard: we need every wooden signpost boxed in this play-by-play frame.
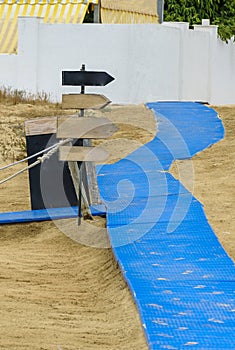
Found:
[62,94,110,110]
[59,146,109,163]
[60,64,116,224]
[57,116,118,139]
[62,70,115,86]
[24,65,115,220]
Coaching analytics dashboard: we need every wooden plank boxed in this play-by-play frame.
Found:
[59,146,108,162]
[25,117,57,136]
[84,162,101,205]
[57,116,118,139]
[82,139,101,205]
[62,94,111,109]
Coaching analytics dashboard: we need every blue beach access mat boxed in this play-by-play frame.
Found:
[0,102,234,349]
[0,204,106,224]
[97,102,235,349]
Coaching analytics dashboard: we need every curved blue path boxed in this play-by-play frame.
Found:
[97,102,235,349]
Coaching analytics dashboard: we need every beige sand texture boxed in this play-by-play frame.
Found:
[0,101,234,350]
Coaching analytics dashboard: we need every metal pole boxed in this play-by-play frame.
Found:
[77,64,93,224]
[77,63,85,224]
[80,63,85,117]
[157,0,164,24]
[78,162,83,225]
[93,2,100,23]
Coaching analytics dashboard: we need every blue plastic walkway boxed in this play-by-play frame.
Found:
[97,102,235,349]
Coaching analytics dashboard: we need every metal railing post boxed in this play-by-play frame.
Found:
[94,1,100,23]
[157,0,164,23]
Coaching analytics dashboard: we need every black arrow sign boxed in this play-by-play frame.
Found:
[62,71,115,86]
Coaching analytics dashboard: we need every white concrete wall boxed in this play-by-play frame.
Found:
[212,39,235,105]
[0,18,234,105]
[0,54,17,88]
[36,22,181,103]
[181,29,211,102]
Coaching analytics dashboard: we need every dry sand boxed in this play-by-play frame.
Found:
[0,101,234,349]
[170,105,235,260]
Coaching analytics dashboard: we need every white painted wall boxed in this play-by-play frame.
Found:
[36,22,181,103]
[0,18,234,105]
[0,54,17,88]
[181,29,211,102]
[212,39,235,105]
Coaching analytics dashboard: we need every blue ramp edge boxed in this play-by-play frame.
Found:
[0,204,106,224]
[98,102,235,349]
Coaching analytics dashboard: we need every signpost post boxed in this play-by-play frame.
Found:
[60,64,115,224]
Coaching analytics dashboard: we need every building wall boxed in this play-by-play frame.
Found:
[211,39,235,105]
[0,54,17,88]
[0,18,234,105]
